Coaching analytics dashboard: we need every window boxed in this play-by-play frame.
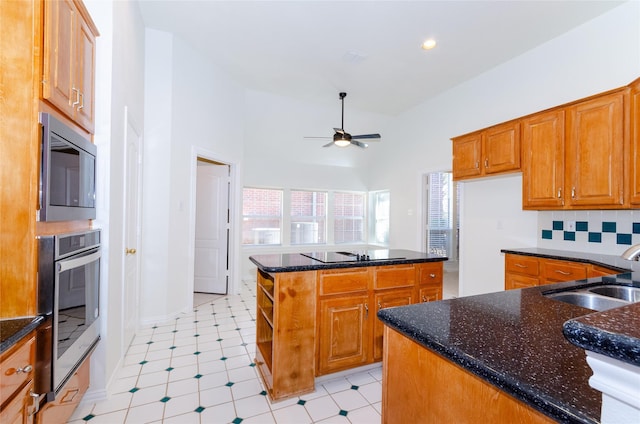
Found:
[425,172,459,259]
[290,190,327,244]
[370,191,390,245]
[242,188,282,245]
[334,192,365,244]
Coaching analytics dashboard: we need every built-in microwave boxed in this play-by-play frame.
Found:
[39,112,96,222]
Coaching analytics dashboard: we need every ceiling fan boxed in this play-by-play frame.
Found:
[305,92,381,148]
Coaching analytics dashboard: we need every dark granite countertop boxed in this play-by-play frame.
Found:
[1,316,44,354]
[249,249,447,273]
[378,248,640,423]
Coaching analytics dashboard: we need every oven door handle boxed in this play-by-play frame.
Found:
[57,250,101,273]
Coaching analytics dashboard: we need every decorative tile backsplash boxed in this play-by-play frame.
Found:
[538,210,640,255]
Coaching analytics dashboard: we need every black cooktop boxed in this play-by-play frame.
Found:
[301,250,405,263]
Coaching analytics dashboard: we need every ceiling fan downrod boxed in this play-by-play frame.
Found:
[339,92,347,131]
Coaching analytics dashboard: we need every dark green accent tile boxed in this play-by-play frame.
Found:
[166,367,174,372]
[576,221,588,232]
[552,220,563,231]
[220,357,227,361]
[634,222,640,234]
[249,363,256,367]
[194,374,203,379]
[129,387,140,393]
[217,338,223,342]
[339,410,348,416]
[195,406,205,413]
[139,360,148,365]
[146,341,154,345]
[169,346,176,350]
[541,230,552,240]
[617,234,632,245]
[83,414,95,421]
[160,396,171,403]
[350,385,359,390]
[194,351,201,355]
[172,330,178,333]
[563,231,575,241]
[194,334,200,337]
[260,390,267,396]
[232,418,243,424]
[297,399,306,406]
[589,232,602,243]
[602,222,616,233]
[225,381,234,387]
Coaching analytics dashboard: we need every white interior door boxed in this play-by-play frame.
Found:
[123,109,142,350]
[194,161,229,294]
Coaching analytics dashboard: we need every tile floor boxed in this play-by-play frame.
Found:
[70,269,459,424]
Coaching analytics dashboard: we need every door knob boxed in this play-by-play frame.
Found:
[125,248,137,255]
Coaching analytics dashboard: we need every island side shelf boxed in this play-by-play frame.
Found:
[255,269,317,401]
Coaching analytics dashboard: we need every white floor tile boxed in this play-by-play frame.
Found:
[124,401,165,423]
[162,411,202,424]
[227,364,259,382]
[198,401,237,423]
[330,388,368,411]
[315,414,351,423]
[168,363,199,382]
[242,411,277,423]
[343,404,381,424]
[271,403,313,424]
[83,409,128,424]
[230,378,264,400]
[357,381,382,404]
[130,384,167,408]
[234,393,272,418]
[321,377,352,394]
[303,395,341,422]
[91,392,133,415]
[110,376,138,395]
[166,377,200,398]
[139,358,172,375]
[346,370,377,386]
[199,385,233,408]
[198,370,231,391]
[136,370,169,388]
[163,391,201,419]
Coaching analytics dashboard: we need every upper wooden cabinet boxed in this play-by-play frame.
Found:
[631,78,640,206]
[565,90,627,208]
[452,121,521,180]
[43,0,98,133]
[522,110,565,208]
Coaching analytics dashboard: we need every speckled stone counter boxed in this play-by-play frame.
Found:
[1,316,44,354]
[377,248,640,423]
[249,249,446,273]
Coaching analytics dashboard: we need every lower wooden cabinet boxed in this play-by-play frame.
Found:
[0,381,36,424]
[317,295,370,375]
[0,332,37,424]
[373,289,413,361]
[504,253,623,290]
[36,356,90,424]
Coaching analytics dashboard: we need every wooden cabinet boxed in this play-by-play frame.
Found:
[382,327,556,424]
[255,269,316,401]
[43,0,98,133]
[415,262,443,302]
[36,355,90,424]
[631,77,640,206]
[504,253,623,290]
[565,90,627,208]
[452,121,521,181]
[522,110,565,208]
[523,90,628,209]
[373,289,413,361]
[0,333,37,424]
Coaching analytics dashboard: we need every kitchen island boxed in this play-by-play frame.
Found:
[249,249,446,401]
[378,249,640,423]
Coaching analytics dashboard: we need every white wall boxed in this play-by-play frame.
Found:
[84,0,146,400]
[369,0,640,296]
[140,30,245,324]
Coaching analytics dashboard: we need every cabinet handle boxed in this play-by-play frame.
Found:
[557,188,562,198]
[571,187,576,198]
[377,302,382,310]
[29,390,40,416]
[475,161,480,169]
[364,303,368,318]
[514,263,528,269]
[15,364,33,374]
[484,158,489,168]
[422,295,427,302]
[78,92,84,110]
[71,87,80,107]
[555,270,571,275]
[429,273,436,278]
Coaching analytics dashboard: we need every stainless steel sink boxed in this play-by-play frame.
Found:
[546,292,629,311]
[545,284,639,311]
[587,285,640,302]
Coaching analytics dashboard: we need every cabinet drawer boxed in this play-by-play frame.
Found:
[416,263,443,285]
[541,260,587,283]
[505,254,539,277]
[36,355,90,424]
[1,335,35,407]
[319,268,370,296]
[374,265,415,289]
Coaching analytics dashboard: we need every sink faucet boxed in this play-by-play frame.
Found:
[621,244,640,261]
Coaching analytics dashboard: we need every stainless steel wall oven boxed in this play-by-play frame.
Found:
[37,229,101,399]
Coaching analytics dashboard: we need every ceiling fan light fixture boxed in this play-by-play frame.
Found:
[333,133,351,147]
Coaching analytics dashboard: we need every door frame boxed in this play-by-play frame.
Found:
[187,147,238,308]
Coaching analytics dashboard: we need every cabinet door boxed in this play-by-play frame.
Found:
[631,79,640,205]
[418,286,442,302]
[452,132,482,180]
[74,14,96,133]
[484,121,521,175]
[566,91,626,207]
[43,0,76,118]
[505,273,539,290]
[373,289,414,361]
[522,110,565,209]
[317,295,370,375]
[0,381,35,424]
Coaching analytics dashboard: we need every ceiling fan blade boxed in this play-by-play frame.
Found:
[322,141,335,148]
[351,133,381,140]
[334,128,345,135]
[351,140,368,148]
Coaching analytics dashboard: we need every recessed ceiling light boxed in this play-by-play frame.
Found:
[421,39,437,50]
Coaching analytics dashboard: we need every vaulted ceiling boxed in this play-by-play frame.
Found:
[138,0,624,116]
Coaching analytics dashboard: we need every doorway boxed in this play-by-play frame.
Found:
[193,158,230,294]
[423,171,460,298]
